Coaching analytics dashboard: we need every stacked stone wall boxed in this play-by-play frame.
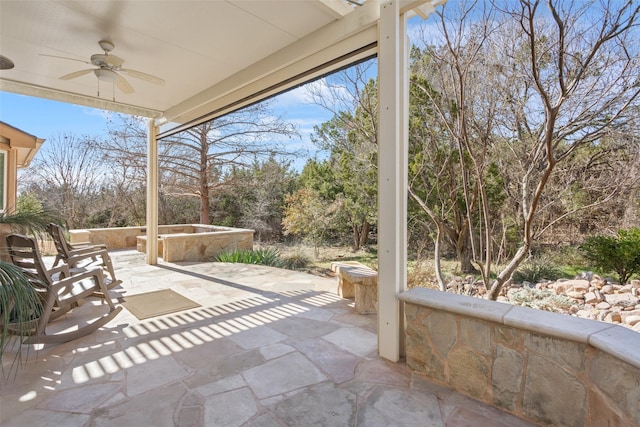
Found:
[399,288,640,426]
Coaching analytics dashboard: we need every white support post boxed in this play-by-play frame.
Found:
[377,0,409,362]
[146,118,159,265]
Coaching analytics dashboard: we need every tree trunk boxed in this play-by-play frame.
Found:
[359,221,370,248]
[352,224,361,251]
[352,221,370,251]
[457,241,476,274]
[199,189,209,224]
[434,224,446,291]
[199,131,209,225]
[487,243,528,300]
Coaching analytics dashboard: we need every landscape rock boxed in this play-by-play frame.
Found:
[566,291,585,300]
[624,316,640,326]
[553,279,590,295]
[605,294,638,308]
[576,310,593,319]
[604,312,622,323]
[442,270,640,332]
[584,291,604,304]
[601,285,614,294]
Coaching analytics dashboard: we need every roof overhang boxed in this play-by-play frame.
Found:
[0,1,378,131]
[0,121,45,167]
[0,1,441,139]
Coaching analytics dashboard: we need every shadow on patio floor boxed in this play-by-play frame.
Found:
[1,250,538,426]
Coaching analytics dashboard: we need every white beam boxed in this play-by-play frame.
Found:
[146,119,159,265]
[0,79,162,119]
[377,0,409,362]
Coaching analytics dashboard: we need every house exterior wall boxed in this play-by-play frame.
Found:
[0,142,18,213]
[0,122,44,214]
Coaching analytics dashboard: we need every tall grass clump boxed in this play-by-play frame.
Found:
[512,258,562,284]
[214,248,283,267]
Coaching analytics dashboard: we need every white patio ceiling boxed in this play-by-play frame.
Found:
[0,0,386,136]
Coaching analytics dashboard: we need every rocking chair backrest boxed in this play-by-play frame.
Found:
[47,223,72,262]
[6,234,53,284]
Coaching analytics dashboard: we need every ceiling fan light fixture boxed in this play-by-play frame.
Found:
[94,68,117,83]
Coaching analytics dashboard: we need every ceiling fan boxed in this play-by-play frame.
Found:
[42,40,165,94]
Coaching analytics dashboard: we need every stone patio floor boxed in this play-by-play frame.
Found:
[1,250,539,426]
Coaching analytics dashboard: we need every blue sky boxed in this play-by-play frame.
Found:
[0,92,115,139]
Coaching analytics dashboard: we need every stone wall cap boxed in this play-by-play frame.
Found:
[503,304,612,344]
[399,288,512,323]
[589,326,640,369]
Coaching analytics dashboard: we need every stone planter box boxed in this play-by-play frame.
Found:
[70,224,254,262]
[399,288,640,427]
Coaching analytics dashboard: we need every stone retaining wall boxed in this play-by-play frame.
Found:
[70,224,254,262]
[399,288,640,427]
[70,225,198,249]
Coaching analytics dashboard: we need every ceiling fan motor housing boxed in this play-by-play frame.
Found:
[91,53,107,67]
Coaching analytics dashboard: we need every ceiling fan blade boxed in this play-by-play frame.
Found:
[105,54,124,67]
[114,73,135,94]
[40,54,91,65]
[120,68,165,86]
[59,69,94,80]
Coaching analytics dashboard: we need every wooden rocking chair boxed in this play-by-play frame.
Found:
[6,234,122,344]
[46,223,121,289]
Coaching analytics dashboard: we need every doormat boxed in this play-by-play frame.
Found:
[122,289,201,320]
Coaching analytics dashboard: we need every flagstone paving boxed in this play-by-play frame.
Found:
[1,250,539,426]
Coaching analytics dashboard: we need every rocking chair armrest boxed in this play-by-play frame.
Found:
[66,251,109,267]
[47,263,71,278]
[52,267,105,291]
[71,241,107,250]
[67,246,108,257]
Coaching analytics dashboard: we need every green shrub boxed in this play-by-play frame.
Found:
[214,248,283,267]
[512,258,562,284]
[281,253,310,270]
[581,227,640,285]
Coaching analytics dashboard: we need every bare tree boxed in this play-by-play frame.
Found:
[161,103,297,224]
[484,0,640,299]
[101,102,298,225]
[411,0,640,299]
[410,0,501,275]
[21,133,106,228]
